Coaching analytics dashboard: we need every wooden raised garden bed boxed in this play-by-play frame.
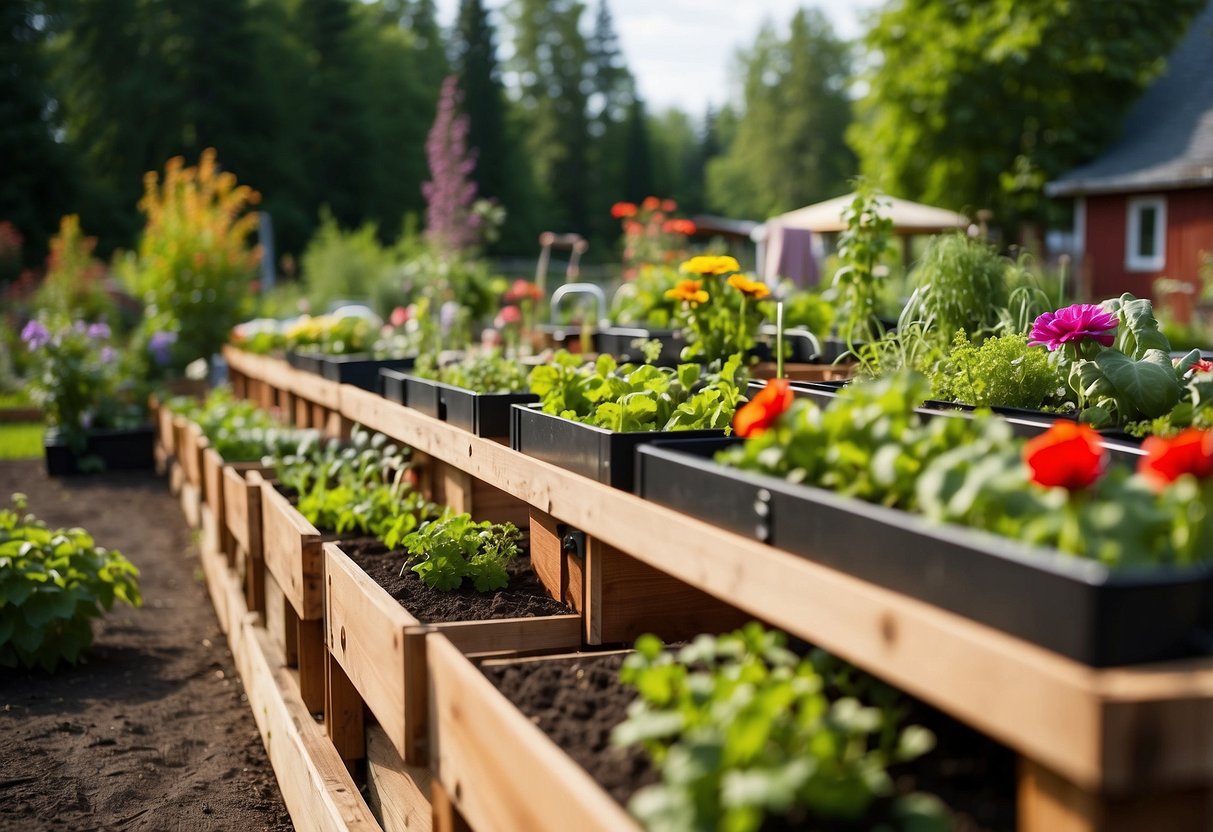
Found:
[224,466,267,615]
[323,541,581,767]
[203,446,272,569]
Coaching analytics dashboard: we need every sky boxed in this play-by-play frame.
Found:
[432,0,882,116]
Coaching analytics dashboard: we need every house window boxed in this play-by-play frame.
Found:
[1125,195,1166,272]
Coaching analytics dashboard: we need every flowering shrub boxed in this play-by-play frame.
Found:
[121,149,261,373]
[613,196,696,276]
[22,317,144,454]
[33,215,114,325]
[667,256,770,364]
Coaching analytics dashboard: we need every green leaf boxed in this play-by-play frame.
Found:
[1094,348,1182,418]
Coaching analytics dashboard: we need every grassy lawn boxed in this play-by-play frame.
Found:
[0,423,44,460]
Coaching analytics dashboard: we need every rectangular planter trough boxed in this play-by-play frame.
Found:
[635,438,1213,667]
[390,372,539,440]
[510,402,723,491]
[44,426,156,477]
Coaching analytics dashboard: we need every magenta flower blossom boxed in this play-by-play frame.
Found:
[1028,304,1118,351]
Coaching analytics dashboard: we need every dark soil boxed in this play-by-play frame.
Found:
[0,460,292,832]
[483,651,1017,831]
[343,539,572,622]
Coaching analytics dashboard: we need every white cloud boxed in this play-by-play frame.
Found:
[432,0,879,117]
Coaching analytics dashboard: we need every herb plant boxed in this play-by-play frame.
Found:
[830,183,893,348]
[190,387,316,462]
[611,624,946,832]
[0,494,142,671]
[412,350,530,394]
[930,331,1062,409]
[402,513,521,592]
[528,351,746,433]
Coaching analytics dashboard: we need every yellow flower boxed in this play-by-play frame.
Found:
[665,279,710,305]
[727,273,771,299]
[679,255,740,276]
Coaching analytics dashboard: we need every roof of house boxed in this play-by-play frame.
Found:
[1047,4,1213,197]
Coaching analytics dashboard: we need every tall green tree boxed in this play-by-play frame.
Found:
[707,9,854,220]
[851,0,1205,231]
[0,1,77,263]
[584,0,638,241]
[507,0,592,234]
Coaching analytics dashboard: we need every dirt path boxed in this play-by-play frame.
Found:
[0,459,292,832]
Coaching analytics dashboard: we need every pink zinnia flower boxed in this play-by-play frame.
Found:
[390,306,410,327]
[495,305,521,328]
[1028,304,1118,351]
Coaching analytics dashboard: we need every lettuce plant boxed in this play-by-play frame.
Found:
[612,624,946,832]
[412,351,530,394]
[528,351,746,433]
[0,494,142,671]
[402,513,521,592]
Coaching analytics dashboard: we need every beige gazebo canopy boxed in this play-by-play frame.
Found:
[773,192,969,234]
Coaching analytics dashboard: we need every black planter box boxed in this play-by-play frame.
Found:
[380,368,409,403]
[401,374,444,420]
[44,426,156,476]
[595,327,685,365]
[443,386,537,439]
[317,353,415,391]
[635,437,1213,667]
[510,403,723,490]
[286,349,323,374]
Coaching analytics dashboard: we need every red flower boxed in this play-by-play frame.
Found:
[1139,429,1213,489]
[611,202,637,219]
[1024,421,1106,491]
[642,196,661,212]
[623,221,644,237]
[390,306,410,327]
[495,305,522,327]
[661,199,677,213]
[734,378,794,438]
[1189,359,1213,375]
[662,219,696,236]
[505,279,543,303]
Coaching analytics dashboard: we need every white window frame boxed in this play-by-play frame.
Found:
[1125,195,1166,272]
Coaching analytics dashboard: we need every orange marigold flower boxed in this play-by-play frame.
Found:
[642,196,661,211]
[664,279,709,306]
[680,255,740,276]
[727,273,771,299]
[734,378,793,438]
[1138,429,1213,489]
[611,201,637,219]
[662,219,697,236]
[1024,421,1106,491]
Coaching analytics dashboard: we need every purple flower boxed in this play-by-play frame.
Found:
[87,322,111,340]
[148,330,177,367]
[99,346,115,364]
[20,320,50,350]
[440,301,461,333]
[1028,304,1118,351]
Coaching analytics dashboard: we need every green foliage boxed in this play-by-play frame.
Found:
[612,624,947,832]
[901,234,1010,344]
[851,0,1205,231]
[189,387,316,463]
[830,184,894,347]
[780,288,836,338]
[528,351,746,433]
[413,351,530,394]
[0,493,141,672]
[302,212,397,314]
[276,426,439,548]
[33,216,116,327]
[931,331,1062,409]
[284,314,381,356]
[706,8,855,219]
[402,512,521,592]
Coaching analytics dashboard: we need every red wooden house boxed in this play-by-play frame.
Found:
[1047,5,1213,311]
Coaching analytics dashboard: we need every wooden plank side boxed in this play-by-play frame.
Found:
[527,508,567,608]
[435,615,582,656]
[427,634,638,832]
[202,446,225,516]
[343,381,1213,794]
[224,465,255,555]
[587,537,750,646]
[367,724,432,832]
[199,504,231,636]
[261,482,324,620]
[325,542,419,762]
[180,482,202,530]
[291,366,342,410]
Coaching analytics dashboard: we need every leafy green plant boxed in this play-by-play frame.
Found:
[930,331,1063,409]
[830,183,893,348]
[402,513,521,592]
[609,265,683,329]
[412,350,530,394]
[0,493,142,671]
[611,624,946,832]
[275,426,438,546]
[187,387,316,462]
[899,233,1009,348]
[528,351,746,433]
